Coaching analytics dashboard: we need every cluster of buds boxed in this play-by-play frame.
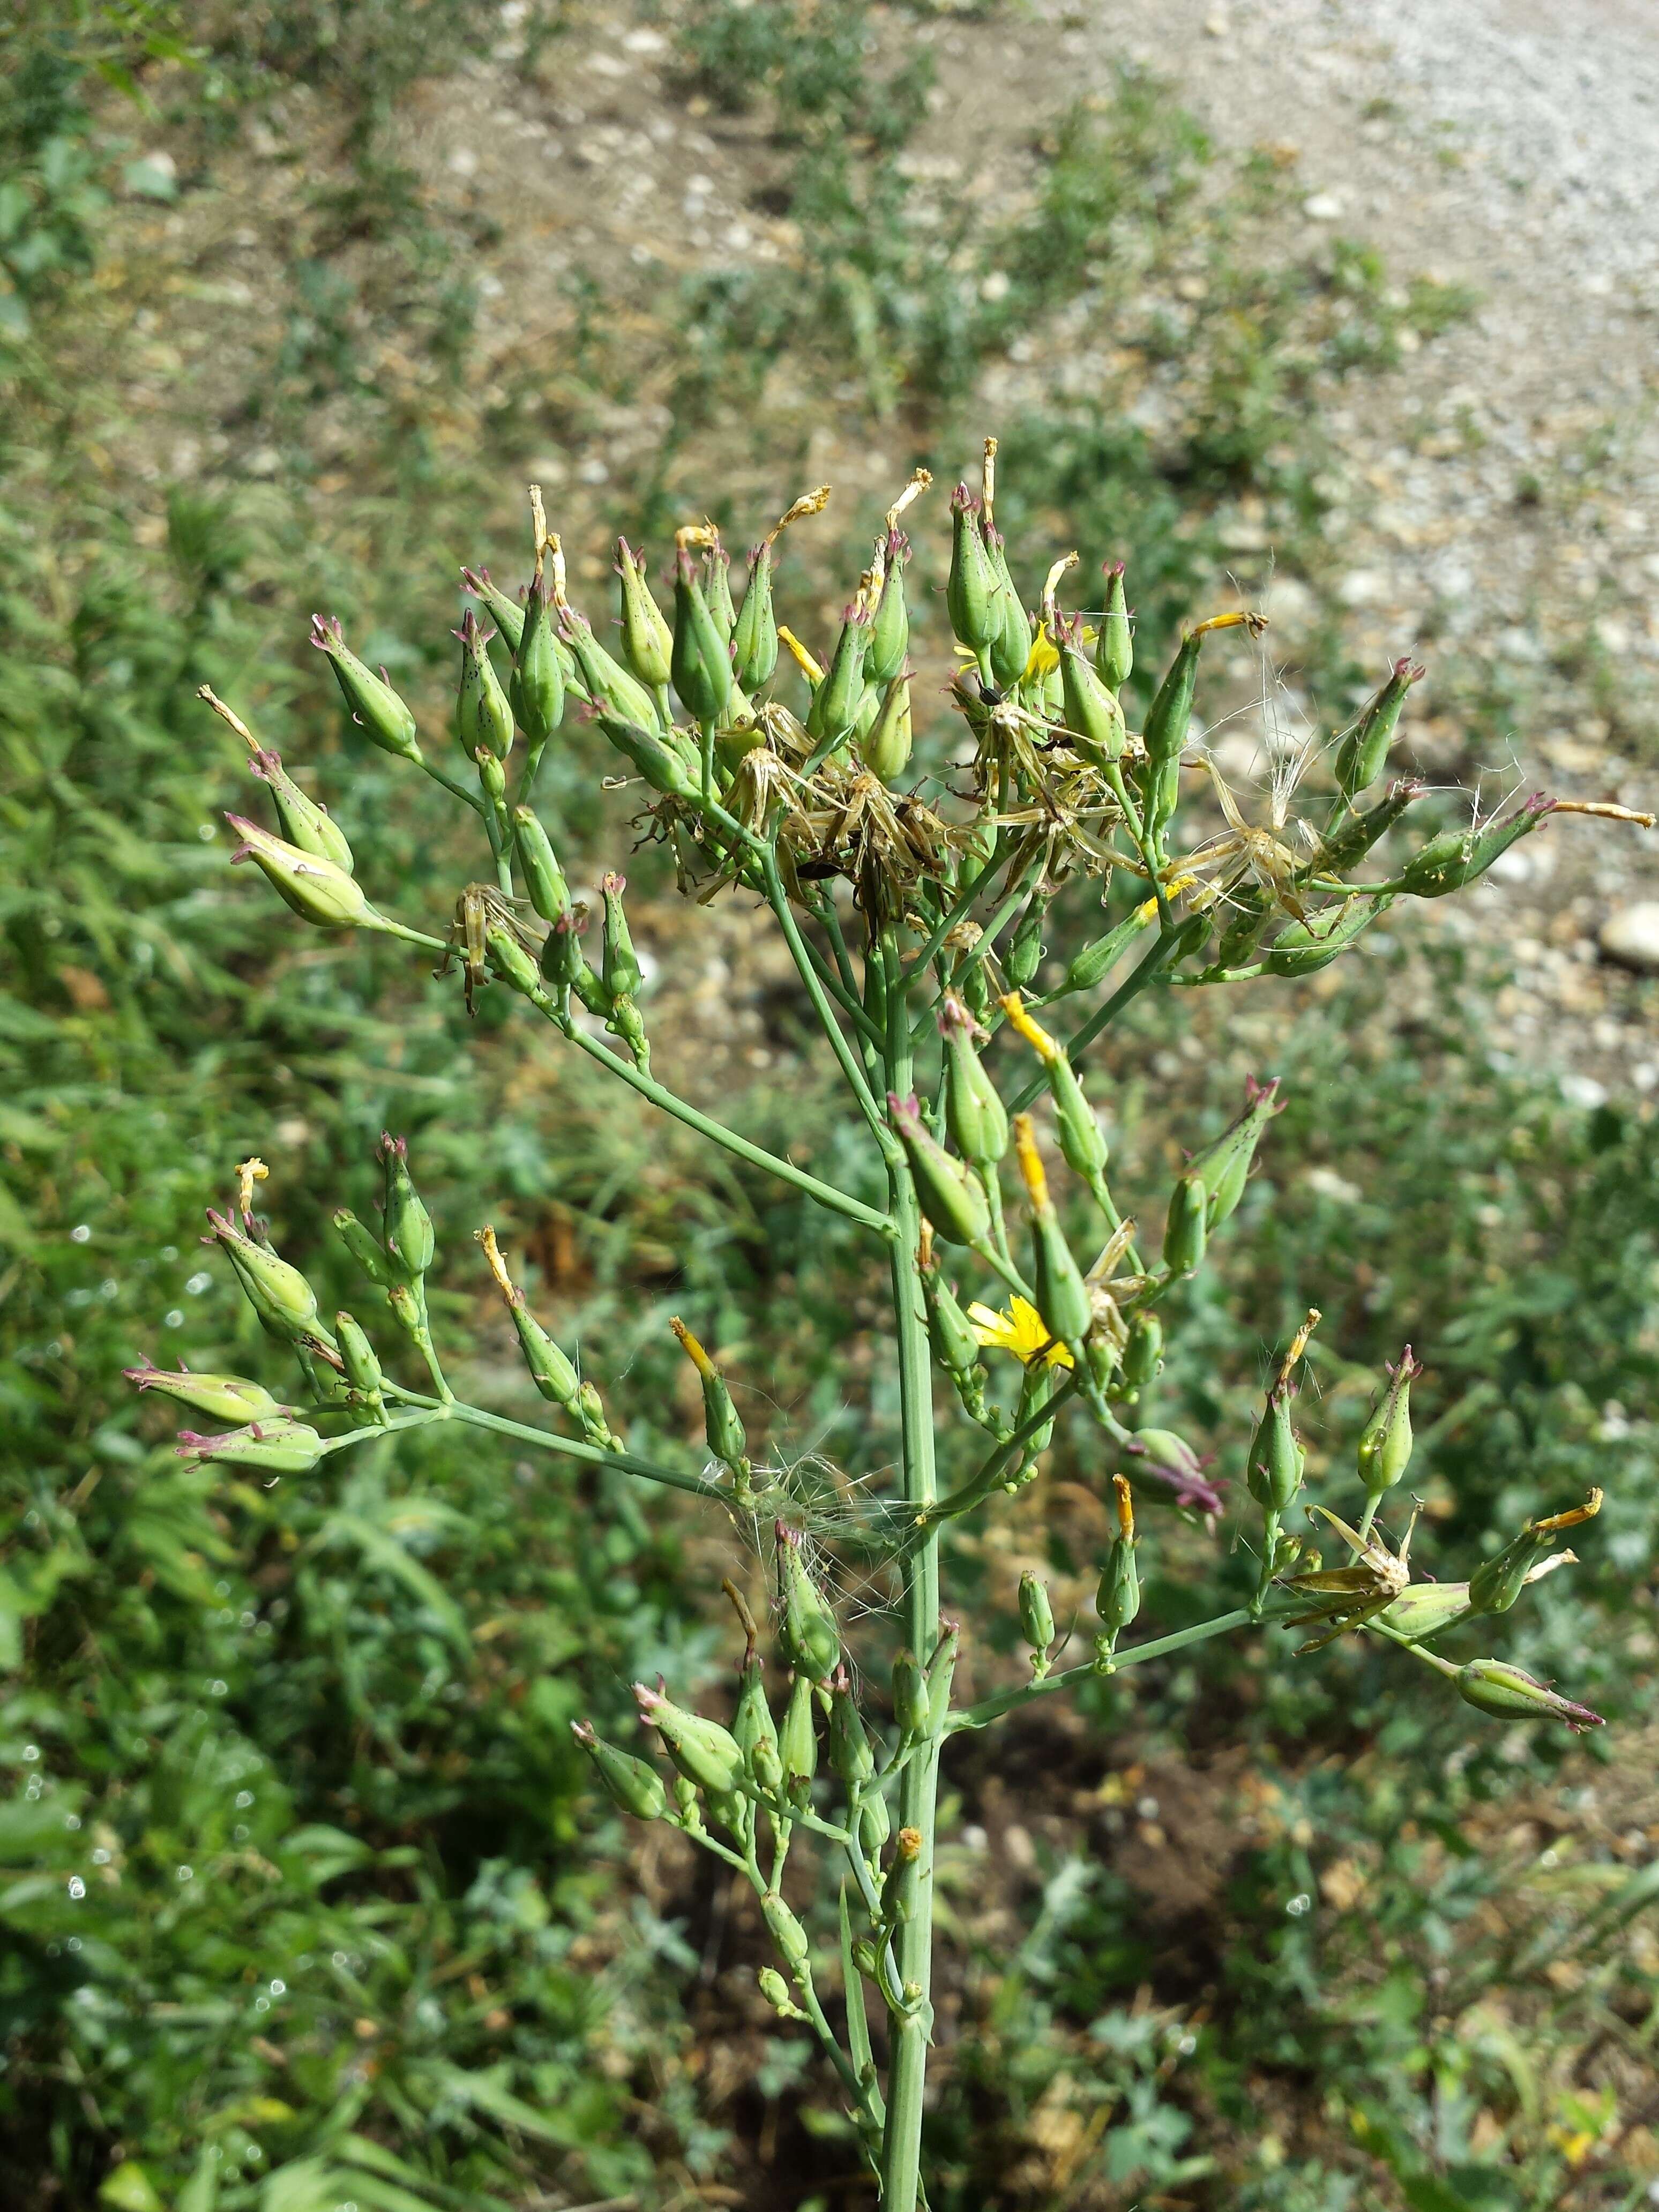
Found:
[133,438,1648,2210]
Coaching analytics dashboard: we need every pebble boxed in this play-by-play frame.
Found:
[1597,903,1659,973]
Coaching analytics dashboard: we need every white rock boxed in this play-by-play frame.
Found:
[1598,902,1659,972]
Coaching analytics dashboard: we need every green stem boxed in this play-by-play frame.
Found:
[947,1607,1257,1733]
[555,1002,893,1238]
[917,1372,1080,1530]
[433,1399,719,1500]
[417,757,487,816]
[879,1064,940,2212]
[759,848,892,1147]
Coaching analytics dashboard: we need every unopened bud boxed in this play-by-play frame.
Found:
[571,1720,668,1822]
[861,669,914,784]
[633,1683,746,1798]
[761,1889,811,1971]
[1123,1429,1224,1515]
[125,1365,289,1426]
[1357,1346,1422,1497]
[1334,659,1424,798]
[1015,1116,1093,1348]
[1096,561,1132,692]
[452,609,514,761]
[1001,992,1108,1184]
[1396,795,1552,899]
[614,537,674,691]
[310,614,420,762]
[777,1522,840,1683]
[334,1311,384,1402]
[946,484,997,654]
[826,1670,875,1787]
[1455,1659,1604,1733]
[226,816,374,931]
[806,602,869,759]
[925,1619,960,1733]
[1005,898,1048,991]
[564,612,661,734]
[1468,1491,1601,1617]
[779,1668,819,1800]
[1245,1387,1304,1514]
[378,1132,434,1281]
[983,525,1031,691]
[757,1966,804,2018]
[888,1093,990,1248]
[600,872,643,1002]
[511,578,566,746]
[940,996,1007,1167]
[177,1418,326,1475]
[1057,616,1127,766]
[1186,1075,1282,1228]
[671,543,733,726]
[205,1206,325,1347]
[732,542,779,690]
[1018,1571,1055,1660]
[514,807,570,925]
[228,716,353,872]
[869,527,910,684]
[892,1648,929,1738]
[1162,1172,1208,1276]
[1120,1312,1163,1398]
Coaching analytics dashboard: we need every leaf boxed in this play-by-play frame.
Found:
[425,2061,585,2148]
[99,2166,167,2212]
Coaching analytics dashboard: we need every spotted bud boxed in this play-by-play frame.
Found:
[1455,1659,1604,1733]
[614,537,673,692]
[244,745,353,873]
[671,545,733,726]
[1357,1346,1422,1497]
[826,1669,875,1788]
[777,1521,840,1684]
[940,995,1007,1167]
[511,577,566,746]
[452,609,514,762]
[378,1133,435,1281]
[888,1093,991,1249]
[779,1669,819,1801]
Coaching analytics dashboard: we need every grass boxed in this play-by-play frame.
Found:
[1,2,1653,2207]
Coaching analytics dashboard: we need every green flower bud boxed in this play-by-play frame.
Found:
[614,537,674,692]
[452,610,514,761]
[539,906,592,997]
[1014,1117,1093,1348]
[1357,1346,1422,1497]
[779,1669,819,1800]
[891,1648,929,1738]
[757,1966,803,2017]
[732,542,779,690]
[671,544,733,726]
[1162,1172,1208,1276]
[1019,1571,1055,1659]
[1455,1659,1604,1733]
[205,1205,327,1349]
[703,534,736,645]
[177,1418,326,1475]
[378,1133,435,1281]
[761,1889,811,1971]
[125,1364,289,1426]
[777,1522,840,1683]
[946,483,997,654]
[562,610,659,733]
[888,1093,991,1248]
[1260,895,1391,977]
[589,702,703,801]
[571,1720,667,1822]
[487,923,543,1000]
[882,1826,923,1926]
[1185,1075,1282,1229]
[1245,1387,1304,1514]
[1096,1476,1140,1639]
[920,1257,982,1383]
[1141,626,1206,769]
[334,1310,384,1401]
[634,1684,746,1798]
[244,745,353,873]
[1057,891,1162,999]
[983,524,1030,691]
[1333,659,1424,798]
[1057,616,1127,766]
[861,1791,891,1857]
[460,566,526,654]
[1095,561,1132,692]
[332,1207,394,1290]
[1468,1492,1601,1618]
[861,669,914,784]
[670,1317,747,1473]
[826,1669,875,1788]
[1396,795,1553,899]
[868,527,910,684]
[511,577,566,746]
[1121,1312,1163,1397]
[1316,776,1424,875]
[808,602,869,759]
[513,807,570,925]
[310,614,420,762]
[737,1673,784,1797]
[226,816,374,931]
[1005,898,1048,992]
[940,996,1008,1168]
[1375,1581,1474,1641]
[925,1619,960,1734]
[476,1225,582,1408]
[599,871,643,1001]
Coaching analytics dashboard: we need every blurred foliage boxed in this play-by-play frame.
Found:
[0,2,1653,2209]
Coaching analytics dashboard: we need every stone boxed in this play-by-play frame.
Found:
[1598,903,1659,973]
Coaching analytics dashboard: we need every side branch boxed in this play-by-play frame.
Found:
[947,1606,1257,1733]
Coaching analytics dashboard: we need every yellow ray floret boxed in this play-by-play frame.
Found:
[967,1296,1073,1370]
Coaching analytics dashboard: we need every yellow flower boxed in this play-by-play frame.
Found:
[967,1296,1073,1369]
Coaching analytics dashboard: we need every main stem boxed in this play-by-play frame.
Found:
[880,930,940,2212]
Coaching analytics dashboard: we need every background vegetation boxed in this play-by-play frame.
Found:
[2,3,1655,2209]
